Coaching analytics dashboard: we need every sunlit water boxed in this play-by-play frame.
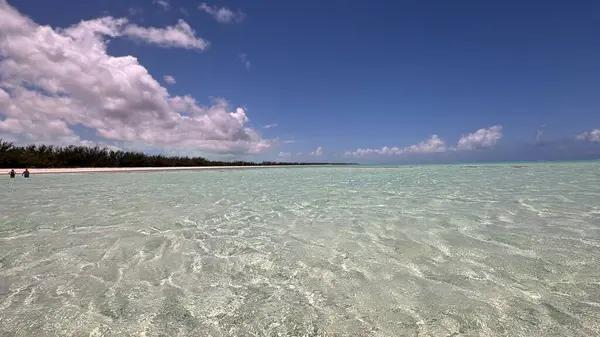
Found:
[1,163,600,337]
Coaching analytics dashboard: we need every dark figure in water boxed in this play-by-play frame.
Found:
[9,169,16,178]
[22,169,30,178]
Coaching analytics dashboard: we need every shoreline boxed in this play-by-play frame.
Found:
[5,165,349,175]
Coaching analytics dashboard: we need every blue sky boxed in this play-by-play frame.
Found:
[1,0,599,163]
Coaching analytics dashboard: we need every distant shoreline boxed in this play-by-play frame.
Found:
[6,165,355,175]
[1,139,357,172]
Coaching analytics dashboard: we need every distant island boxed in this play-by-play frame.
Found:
[0,139,356,168]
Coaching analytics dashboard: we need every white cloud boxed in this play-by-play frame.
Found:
[455,125,503,151]
[0,1,271,155]
[122,19,209,50]
[264,123,277,129]
[345,135,446,157]
[310,146,324,156]
[163,75,176,84]
[345,126,503,157]
[153,0,170,11]
[278,152,291,157]
[405,135,447,153]
[238,53,250,70]
[576,129,600,142]
[199,3,246,23]
[59,14,209,51]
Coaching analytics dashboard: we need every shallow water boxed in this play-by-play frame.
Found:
[1,163,600,336]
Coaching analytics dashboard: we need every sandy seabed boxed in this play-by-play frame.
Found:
[1,163,600,336]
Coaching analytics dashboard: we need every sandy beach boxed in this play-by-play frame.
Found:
[5,165,317,175]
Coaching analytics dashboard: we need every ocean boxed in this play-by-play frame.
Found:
[1,163,599,336]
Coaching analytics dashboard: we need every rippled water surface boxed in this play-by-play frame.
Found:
[1,163,600,336]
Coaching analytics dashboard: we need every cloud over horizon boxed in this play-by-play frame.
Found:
[310,146,324,157]
[455,125,503,151]
[0,0,271,155]
[345,125,503,157]
[576,129,600,143]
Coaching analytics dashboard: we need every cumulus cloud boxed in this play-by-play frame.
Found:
[345,135,446,157]
[153,0,170,11]
[199,3,246,23]
[278,152,291,157]
[405,135,447,153]
[163,75,176,85]
[576,129,600,142]
[310,146,324,156]
[264,123,277,129]
[0,1,270,155]
[455,125,503,150]
[238,53,251,70]
[345,126,503,157]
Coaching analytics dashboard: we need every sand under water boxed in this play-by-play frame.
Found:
[1,163,599,336]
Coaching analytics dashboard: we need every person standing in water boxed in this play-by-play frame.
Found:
[22,168,30,178]
[9,169,16,178]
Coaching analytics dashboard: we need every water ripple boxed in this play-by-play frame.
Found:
[1,163,600,336]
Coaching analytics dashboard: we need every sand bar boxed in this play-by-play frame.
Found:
[6,165,334,175]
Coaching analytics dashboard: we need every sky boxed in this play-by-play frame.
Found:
[0,0,599,164]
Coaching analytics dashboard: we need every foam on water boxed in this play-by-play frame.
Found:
[1,163,600,336]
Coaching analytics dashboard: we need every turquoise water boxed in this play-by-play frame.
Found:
[1,163,600,336]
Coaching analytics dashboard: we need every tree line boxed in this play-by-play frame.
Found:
[0,140,354,168]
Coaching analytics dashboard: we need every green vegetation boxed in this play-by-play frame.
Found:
[0,139,355,168]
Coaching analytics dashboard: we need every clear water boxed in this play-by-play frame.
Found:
[1,163,600,337]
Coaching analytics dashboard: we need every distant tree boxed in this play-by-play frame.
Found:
[0,139,355,168]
